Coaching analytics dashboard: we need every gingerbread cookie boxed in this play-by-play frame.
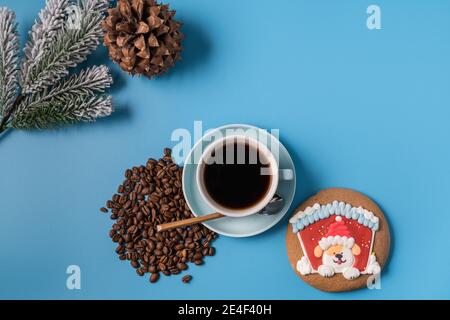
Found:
[286,188,390,292]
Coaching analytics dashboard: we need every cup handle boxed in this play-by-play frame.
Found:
[279,169,294,181]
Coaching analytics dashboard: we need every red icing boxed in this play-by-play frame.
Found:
[297,216,374,272]
[325,219,351,238]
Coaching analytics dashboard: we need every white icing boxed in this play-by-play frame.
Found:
[292,201,382,280]
[362,254,381,275]
[318,235,354,250]
[296,256,312,275]
[318,265,334,277]
[348,237,355,248]
[343,267,360,280]
[296,235,381,280]
[297,253,381,280]
[290,201,379,232]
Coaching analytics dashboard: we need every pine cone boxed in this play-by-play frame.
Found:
[102,0,183,78]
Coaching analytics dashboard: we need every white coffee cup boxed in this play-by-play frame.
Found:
[196,135,294,218]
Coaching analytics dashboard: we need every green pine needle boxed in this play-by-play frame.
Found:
[14,65,113,118]
[12,95,112,129]
[21,0,70,87]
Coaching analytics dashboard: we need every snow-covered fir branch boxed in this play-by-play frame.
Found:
[12,95,112,129]
[0,7,20,117]
[21,0,69,86]
[21,0,108,94]
[14,65,112,117]
[0,0,113,134]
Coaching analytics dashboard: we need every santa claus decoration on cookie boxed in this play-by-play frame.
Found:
[286,188,390,292]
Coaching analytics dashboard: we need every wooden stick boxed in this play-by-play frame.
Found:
[156,212,224,232]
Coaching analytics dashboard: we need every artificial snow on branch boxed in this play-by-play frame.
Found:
[22,0,109,94]
[14,65,112,118]
[0,7,20,118]
[12,95,112,129]
[0,0,113,136]
[21,0,69,87]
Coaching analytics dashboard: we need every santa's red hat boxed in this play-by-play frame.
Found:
[318,216,355,250]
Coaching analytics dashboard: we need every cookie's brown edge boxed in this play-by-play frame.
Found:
[285,188,391,292]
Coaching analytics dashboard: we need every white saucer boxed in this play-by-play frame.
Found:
[182,124,296,237]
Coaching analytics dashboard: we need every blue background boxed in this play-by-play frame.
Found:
[0,0,449,299]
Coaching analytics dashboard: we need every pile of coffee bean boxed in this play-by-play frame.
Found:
[100,148,218,284]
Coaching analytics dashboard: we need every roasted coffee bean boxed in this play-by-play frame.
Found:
[158,263,167,271]
[150,273,159,283]
[137,268,145,276]
[115,245,124,254]
[194,252,203,260]
[182,275,192,283]
[194,259,203,265]
[142,205,150,216]
[112,234,121,243]
[102,148,218,284]
[177,263,188,270]
[126,242,134,249]
[171,269,181,275]
[187,243,196,249]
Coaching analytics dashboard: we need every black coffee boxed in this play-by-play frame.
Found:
[202,140,272,210]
